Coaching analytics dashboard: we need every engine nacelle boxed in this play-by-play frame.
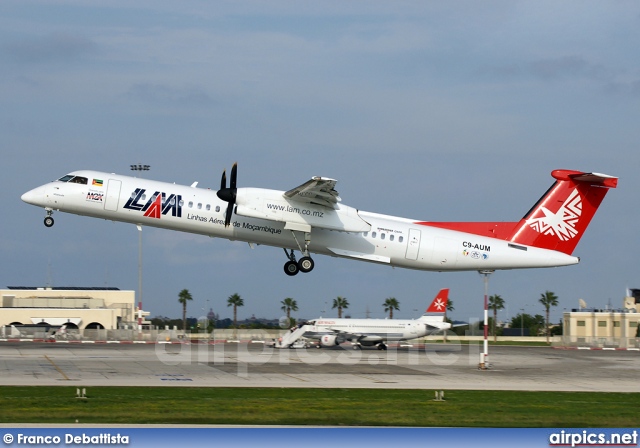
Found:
[320,334,340,347]
[234,188,371,233]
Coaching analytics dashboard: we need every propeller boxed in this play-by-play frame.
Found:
[216,163,237,227]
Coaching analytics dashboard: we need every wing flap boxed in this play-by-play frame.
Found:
[327,248,390,263]
[284,177,340,209]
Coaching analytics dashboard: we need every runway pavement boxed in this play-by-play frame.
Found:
[0,342,638,392]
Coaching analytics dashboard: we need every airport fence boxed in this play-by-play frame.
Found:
[9,325,617,347]
[553,335,640,349]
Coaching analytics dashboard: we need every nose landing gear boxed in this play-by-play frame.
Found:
[43,209,54,227]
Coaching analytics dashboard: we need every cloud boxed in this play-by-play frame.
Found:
[125,83,216,108]
[528,55,607,81]
[4,32,97,64]
[604,78,640,97]
[480,55,609,82]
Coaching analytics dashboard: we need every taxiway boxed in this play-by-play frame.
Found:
[0,342,638,392]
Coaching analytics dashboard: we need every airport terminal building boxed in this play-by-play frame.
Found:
[0,286,137,333]
[561,290,640,348]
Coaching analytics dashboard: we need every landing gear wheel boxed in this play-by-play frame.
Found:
[44,216,54,227]
[298,256,314,273]
[377,343,387,351]
[284,261,299,276]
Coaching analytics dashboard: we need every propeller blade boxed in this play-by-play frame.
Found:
[216,163,238,227]
[230,163,237,190]
[225,203,234,227]
[220,169,227,191]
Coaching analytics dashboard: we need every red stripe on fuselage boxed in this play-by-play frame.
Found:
[415,221,518,240]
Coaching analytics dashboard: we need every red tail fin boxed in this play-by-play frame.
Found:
[425,288,449,313]
[508,170,617,254]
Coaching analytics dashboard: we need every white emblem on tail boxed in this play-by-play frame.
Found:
[432,298,446,311]
[526,188,582,241]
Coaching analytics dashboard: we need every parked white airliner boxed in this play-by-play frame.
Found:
[300,288,451,350]
[21,165,617,276]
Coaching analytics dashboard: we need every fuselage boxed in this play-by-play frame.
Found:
[21,170,580,272]
[304,317,450,343]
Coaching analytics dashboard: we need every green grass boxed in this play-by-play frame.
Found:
[1,387,638,427]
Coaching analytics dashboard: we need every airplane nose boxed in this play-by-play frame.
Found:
[21,190,35,204]
[21,186,44,205]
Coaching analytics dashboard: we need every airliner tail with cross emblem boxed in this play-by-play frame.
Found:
[21,167,617,275]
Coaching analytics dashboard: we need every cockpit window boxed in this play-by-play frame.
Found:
[57,175,88,185]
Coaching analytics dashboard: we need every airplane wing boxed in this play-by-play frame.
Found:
[325,327,380,343]
[323,327,360,340]
[283,177,340,209]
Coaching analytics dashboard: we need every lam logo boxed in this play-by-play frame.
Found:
[123,188,182,219]
[526,188,581,241]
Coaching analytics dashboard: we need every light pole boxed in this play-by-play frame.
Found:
[478,270,494,370]
[130,164,150,331]
[206,298,211,341]
[521,308,525,337]
[130,164,150,173]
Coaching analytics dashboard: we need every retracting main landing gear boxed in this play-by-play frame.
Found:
[282,230,315,276]
[43,209,54,227]
[283,248,315,276]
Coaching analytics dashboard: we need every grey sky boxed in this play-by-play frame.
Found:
[2,1,639,325]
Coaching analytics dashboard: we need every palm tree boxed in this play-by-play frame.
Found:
[178,289,193,331]
[332,296,349,318]
[488,294,505,342]
[539,290,559,343]
[280,297,298,320]
[383,297,400,319]
[446,299,454,320]
[227,293,244,328]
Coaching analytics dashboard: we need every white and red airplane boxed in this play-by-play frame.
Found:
[21,165,617,276]
[297,288,451,350]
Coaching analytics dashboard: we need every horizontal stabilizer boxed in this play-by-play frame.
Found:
[416,169,617,256]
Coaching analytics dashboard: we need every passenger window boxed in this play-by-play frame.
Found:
[372,232,377,239]
[206,204,211,211]
[179,200,184,207]
[215,206,220,212]
[399,236,404,243]
[188,201,193,208]
[380,233,386,240]
[363,232,368,237]
[390,235,395,242]
[197,203,202,210]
